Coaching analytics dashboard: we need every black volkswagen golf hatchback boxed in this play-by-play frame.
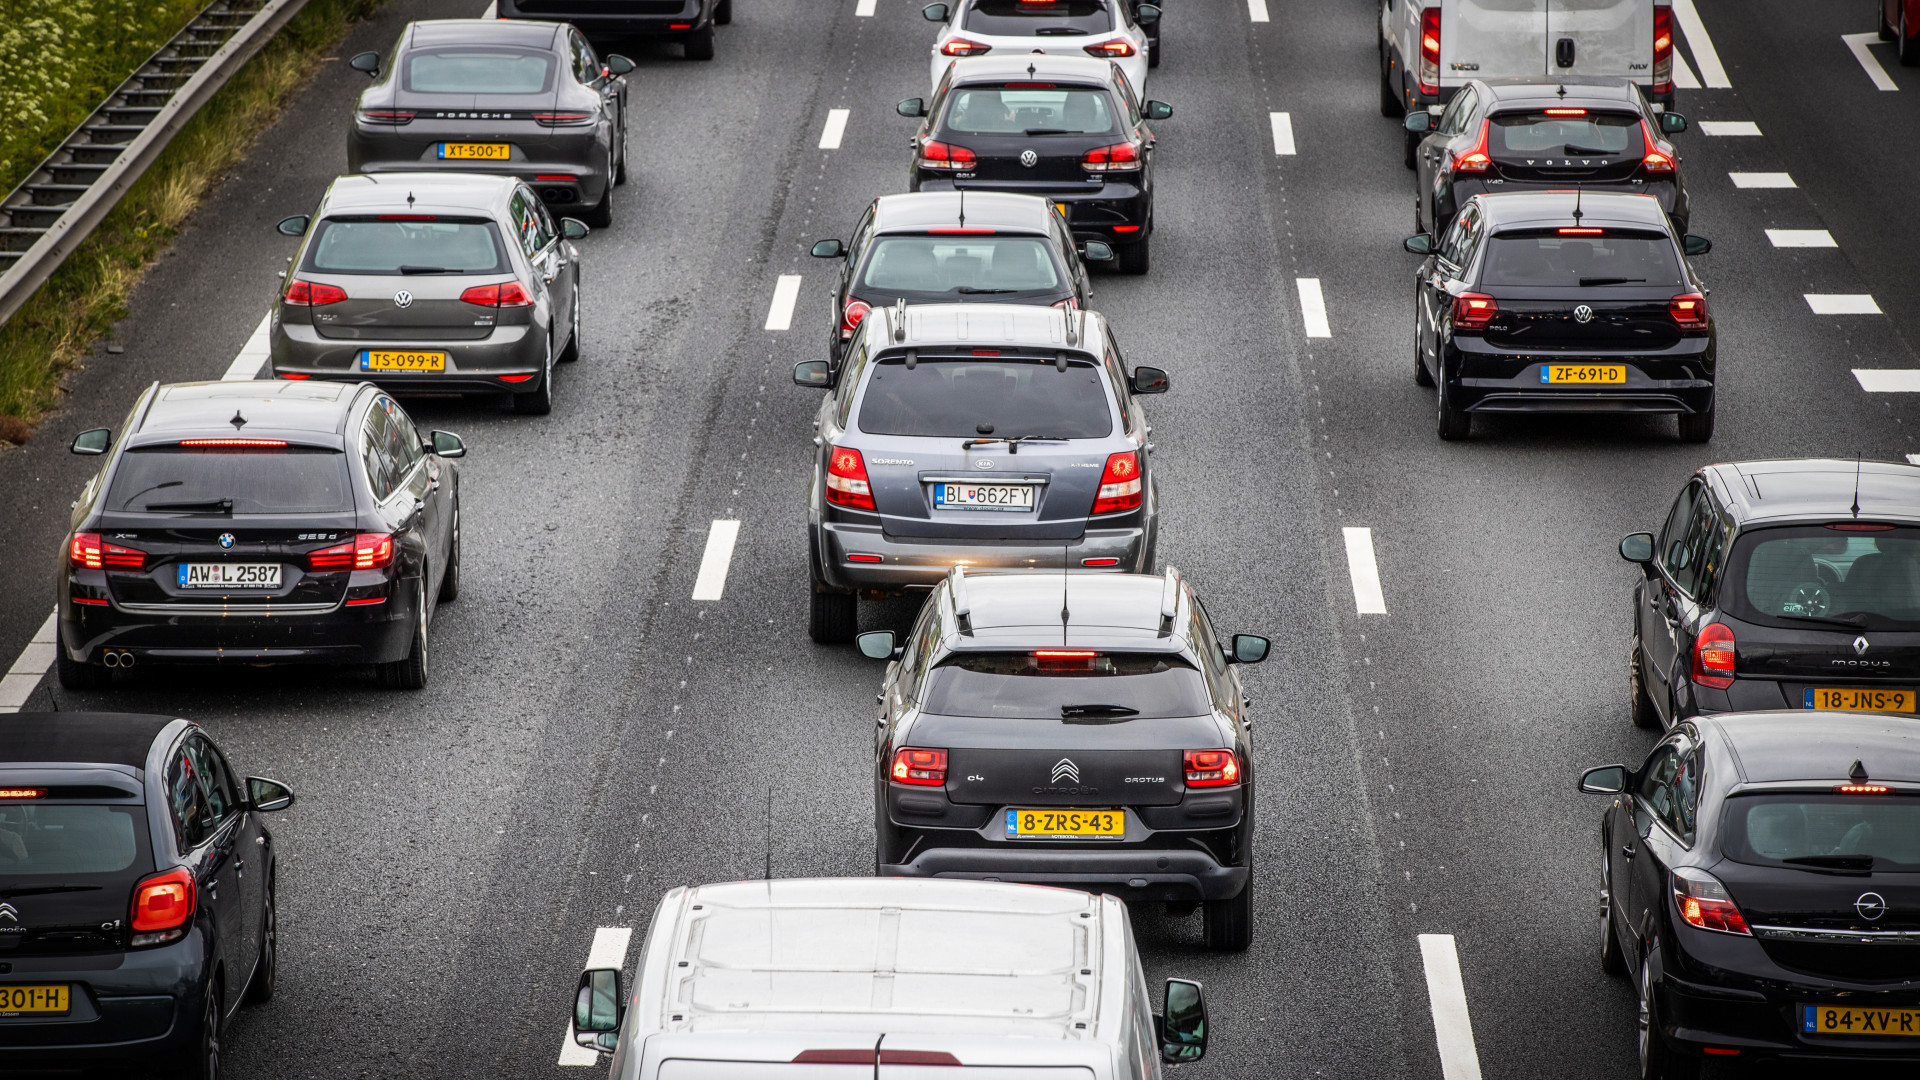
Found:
[0,712,294,1079]
[57,380,464,690]
[1621,459,1920,730]
[1580,712,1920,1077]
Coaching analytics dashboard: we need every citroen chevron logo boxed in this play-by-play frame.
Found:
[0,903,17,923]
[1051,758,1080,784]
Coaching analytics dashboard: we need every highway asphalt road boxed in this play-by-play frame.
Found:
[2,0,1918,1077]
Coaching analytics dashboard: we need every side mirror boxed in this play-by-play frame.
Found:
[856,631,900,660]
[560,218,591,240]
[1135,3,1161,24]
[1403,110,1435,133]
[1081,240,1114,262]
[1403,233,1433,255]
[604,53,636,75]
[1683,234,1712,256]
[246,776,295,813]
[1229,634,1270,665]
[430,430,467,459]
[897,97,928,118]
[811,239,846,258]
[573,968,624,1051]
[1130,366,1169,394]
[1158,978,1207,1063]
[1143,100,1173,121]
[349,51,381,77]
[923,2,950,20]
[70,428,111,455]
[1618,531,1654,564]
[276,215,309,237]
[1580,765,1630,795]
[1659,111,1688,135]
[793,360,833,388]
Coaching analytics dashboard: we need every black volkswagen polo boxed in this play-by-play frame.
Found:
[899,54,1170,274]
[1581,712,1920,1077]
[56,380,464,691]
[0,712,294,1079]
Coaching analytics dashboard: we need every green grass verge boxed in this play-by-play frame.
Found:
[0,0,386,442]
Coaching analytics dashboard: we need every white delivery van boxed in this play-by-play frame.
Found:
[570,878,1210,1080]
[1378,0,1674,166]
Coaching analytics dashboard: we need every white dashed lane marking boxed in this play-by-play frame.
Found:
[856,0,876,13]
[1295,277,1330,338]
[1766,229,1836,248]
[1844,32,1900,91]
[819,108,850,150]
[1247,0,1269,22]
[1268,112,1295,155]
[691,520,742,602]
[1729,171,1795,188]
[1907,454,1920,465]
[1670,0,1730,88]
[764,275,803,331]
[1418,934,1485,1080]
[1855,370,1920,393]
[1698,120,1761,136]
[0,612,57,712]
[1807,294,1882,315]
[1342,527,1387,616]
[558,927,634,1066]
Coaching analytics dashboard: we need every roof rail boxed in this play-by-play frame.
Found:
[1158,566,1181,635]
[948,565,972,632]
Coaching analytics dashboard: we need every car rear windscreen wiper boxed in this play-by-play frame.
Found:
[1783,854,1874,873]
[1562,145,1616,155]
[1060,703,1139,717]
[955,286,1017,294]
[142,497,234,514]
[1033,26,1088,34]
[1776,613,1867,628]
[0,884,103,897]
[397,265,451,274]
[1023,128,1073,136]
[1578,277,1645,286]
[961,434,1071,453]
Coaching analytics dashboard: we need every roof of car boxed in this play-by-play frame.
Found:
[944,54,1121,86]
[130,380,365,448]
[871,303,1106,351]
[319,172,518,214]
[1477,76,1643,108]
[1704,459,1920,525]
[0,713,179,768]
[407,18,558,47]
[1472,190,1671,230]
[872,192,1054,235]
[1699,713,1920,784]
[941,571,1195,653]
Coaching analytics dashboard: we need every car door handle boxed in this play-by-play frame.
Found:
[1620,842,1637,857]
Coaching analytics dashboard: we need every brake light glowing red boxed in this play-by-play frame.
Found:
[940,38,991,56]
[1827,522,1896,531]
[1558,227,1604,235]
[1653,6,1674,96]
[0,788,47,799]
[179,439,288,447]
[927,227,997,234]
[919,140,977,170]
[890,747,948,786]
[69,533,102,570]
[1418,7,1441,95]
[1672,867,1750,936]
[842,299,872,340]
[377,214,436,221]
[279,373,311,380]
[1081,556,1118,565]
[1543,108,1588,116]
[826,446,876,511]
[1692,622,1735,690]
[1091,451,1142,515]
[459,282,531,307]
[1669,293,1708,328]
[283,279,346,306]
[846,553,883,563]
[1451,120,1491,173]
[1451,292,1497,330]
[131,867,195,934]
[1084,41,1134,57]
[1034,650,1096,658]
[1184,749,1241,788]
[1836,784,1891,794]
[1082,141,1141,173]
[308,533,394,571]
[1640,120,1675,172]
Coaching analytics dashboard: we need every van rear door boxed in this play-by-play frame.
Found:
[1443,0,1549,86]
[1546,0,1652,80]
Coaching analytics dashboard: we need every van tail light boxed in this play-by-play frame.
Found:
[1084,40,1134,57]
[284,279,347,306]
[130,867,195,946]
[1691,622,1735,690]
[357,109,415,124]
[1091,451,1142,515]
[1082,141,1142,173]
[918,140,976,171]
[1669,293,1707,329]
[826,446,876,511]
[1184,749,1241,788]
[459,282,531,307]
[841,299,872,340]
[1450,121,1491,173]
[1652,6,1674,97]
[1672,867,1751,936]
[1451,292,1497,331]
[308,533,394,571]
[940,38,991,56]
[1640,120,1675,172]
[1418,7,1441,96]
[890,747,948,786]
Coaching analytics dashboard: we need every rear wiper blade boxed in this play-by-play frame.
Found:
[397,265,450,274]
[1562,145,1615,155]
[1033,26,1088,34]
[1784,854,1875,873]
[1060,703,1139,717]
[955,286,1017,294]
[961,434,1071,453]
[142,497,233,514]
[1776,613,1867,628]
[0,884,103,897]
[1578,277,1645,286]
[1023,128,1073,136]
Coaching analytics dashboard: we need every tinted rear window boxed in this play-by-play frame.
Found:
[106,447,355,514]
[920,652,1212,718]
[861,236,1062,295]
[942,87,1118,136]
[1489,110,1645,157]
[1727,526,1920,630]
[0,803,147,877]
[402,47,554,93]
[1725,794,1920,872]
[307,218,508,275]
[962,0,1112,35]
[1480,230,1685,288]
[857,359,1112,439]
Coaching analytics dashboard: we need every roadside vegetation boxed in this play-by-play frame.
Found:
[0,0,386,442]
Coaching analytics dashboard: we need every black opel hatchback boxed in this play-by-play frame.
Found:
[1621,459,1920,730]
[0,713,293,1079]
[1580,712,1920,1077]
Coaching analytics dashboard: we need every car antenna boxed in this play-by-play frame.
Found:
[1851,453,1863,518]
[1850,760,1869,783]
[1557,83,1567,99]
[763,785,773,880]
[1571,183,1583,226]
[229,409,247,430]
[893,297,908,343]
[1061,544,1071,647]
[872,1035,885,1080]
[1028,60,1038,76]
[406,191,415,209]
[957,188,965,229]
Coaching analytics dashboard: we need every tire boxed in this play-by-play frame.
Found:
[1630,624,1661,730]
[1600,851,1628,977]
[809,587,857,644]
[512,337,555,415]
[1202,879,1253,951]
[1882,0,1897,40]
[244,872,277,1005]
[1436,377,1470,440]
[1148,30,1161,68]
[1379,40,1402,117]
[1904,6,1920,64]
[684,24,716,60]
[1115,235,1150,275]
[377,581,429,690]
[1414,308,1434,386]
[614,120,629,186]
[1639,957,1700,1080]
[1404,126,1420,170]
[439,504,461,603]
[557,288,581,363]
[715,0,732,24]
[174,983,221,1080]
[582,180,613,228]
[56,651,109,690]
[1677,406,1714,443]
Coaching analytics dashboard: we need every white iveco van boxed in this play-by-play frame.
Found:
[1379,0,1674,164]
[570,878,1210,1080]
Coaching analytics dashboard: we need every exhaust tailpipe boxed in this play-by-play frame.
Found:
[101,652,119,668]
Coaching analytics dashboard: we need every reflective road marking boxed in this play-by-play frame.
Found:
[1844,32,1900,91]
[1854,370,1920,392]
[1766,229,1836,248]
[1296,277,1331,338]
[856,0,876,14]
[1247,0,1269,22]
[765,275,803,331]
[1807,294,1882,315]
[1729,172,1795,188]
[1342,527,1387,615]
[1419,934,1485,1080]
[691,520,742,601]
[558,926,635,1066]
[1268,112,1295,155]
[819,108,850,150]
[1698,120,1761,136]
[1670,0,1730,88]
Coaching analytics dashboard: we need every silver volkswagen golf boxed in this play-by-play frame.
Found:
[793,302,1169,642]
[269,173,583,415]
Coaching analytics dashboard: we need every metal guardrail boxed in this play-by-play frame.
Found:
[0,0,313,329]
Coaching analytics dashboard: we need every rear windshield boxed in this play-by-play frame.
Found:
[962,0,1112,35]
[860,236,1062,295]
[402,47,554,93]
[1726,526,1920,630]
[920,652,1212,719]
[1479,230,1685,288]
[307,218,508,275]
[941,87,1118,136]
[1724,794,1920,872]
[1489,110,1645,158]
[106,447,355,514]
[0,802,148,877]
[857,359,1112,439]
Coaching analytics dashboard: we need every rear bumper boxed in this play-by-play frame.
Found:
[270,318,545,393]
[913,177,1151,241]
[1444,338,1715,416]
[496,0,710,35]
[1658,971,1920,1064]
[814,520,1152,594]
[885,846,1247,903]
[59,585,419,666]
[346,145,609,209]
[0,937,202,1061]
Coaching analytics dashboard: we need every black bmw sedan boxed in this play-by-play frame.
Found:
[1581,712,1920,1077]
[0,712,293,1079]
[899,54,1171,274]
[57,380,464,691]
[1404,190,1716,441]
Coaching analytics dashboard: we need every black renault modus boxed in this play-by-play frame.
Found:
[0,713,293,1078]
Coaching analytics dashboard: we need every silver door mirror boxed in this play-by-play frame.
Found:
[430,430,467,459]
[793,360,833,388]
[604,54,636,75]
[349,51,381,77]
[245,776,295,812]
[1404,111,1436,133]
[560,218,590,240]
[1580,765,1630,794]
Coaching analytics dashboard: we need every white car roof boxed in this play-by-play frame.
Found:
[866,303,1107,351]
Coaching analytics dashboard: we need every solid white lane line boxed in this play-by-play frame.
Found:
[1418,934,1485,1080]
[0,612,58,712]
[1268,112,1295,155]
[764,275,803,331]
[1767,229,1836,248]
[1672,50,1702,90]
[691,520,742,602]
[559,926,635,1066]
[1670,0,1730,88]
[1342,527,1387,616]
[1907,454,1920,465]
[1698,120,1761,136]
[1729,171,1795,188]
[1855,370,1920,393]
[481,0,497,15]
[856,0,876,13]
[1246,0,1268,22]
[1296,277,1330,338]
[1807,294,1882,315]
[1843,32,1900,91]
[222,312,272,381]
[819,108,850,150]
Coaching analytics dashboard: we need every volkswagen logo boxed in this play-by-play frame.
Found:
[1051,758,1081,783]
[0,903,17,923]
[1020,149,1039,168]
[1855,635,1871,656]
[218,533,236,549]
[975,459,995,470]
[1572,304,1594,324]
[1857,892,1888,922]
[393,290,413,309]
